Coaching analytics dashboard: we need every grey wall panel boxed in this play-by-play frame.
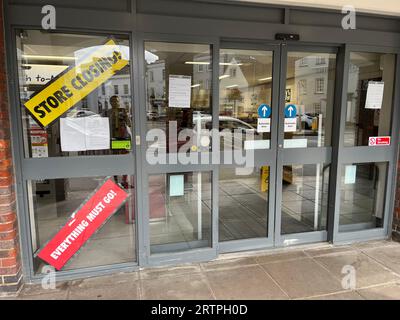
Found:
[9,0,132,12]
[290,9,342,28]
[137,0,284,23]
[7,5,134,31]
[136,14,400,48]
[291,9,400,33]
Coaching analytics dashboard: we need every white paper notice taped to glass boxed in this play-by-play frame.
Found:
[284,139,307,148]
[257,118,270,133]
[169,75,192,108]
[345,165,357,184]
[284,118,297,132]
[169,174,184,197]
[365,81,384,109]
[244,140,270,150]
[60,117,110,152]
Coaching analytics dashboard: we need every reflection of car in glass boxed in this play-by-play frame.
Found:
[193,113,261,150]
[300,113,316,129]
[67,110,100,118]
[147,111,158,120]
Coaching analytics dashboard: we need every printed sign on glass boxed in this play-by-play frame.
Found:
[365,81,384,109]
[257,118,271,133]
[168,75,192,108]
[284,104,297,118]
[23,39,129,128]
[368,136,391,146]
[257,104,271,119]
[37,178,128,270]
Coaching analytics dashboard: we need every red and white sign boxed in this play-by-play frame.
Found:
[38,179,128,270]
[368,136,391,146]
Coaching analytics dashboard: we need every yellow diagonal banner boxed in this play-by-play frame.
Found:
[23,39,129,128]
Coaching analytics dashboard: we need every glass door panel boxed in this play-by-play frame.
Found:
[284,52,336,149]
[277,48,337,243]
[218,45,277,249]
[144,41,215,255]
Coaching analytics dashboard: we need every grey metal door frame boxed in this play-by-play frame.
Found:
[274,43,339,247]
[136,32,220,266]
[217,41,281,253]
[5,26,142,283]
[330,44,400,244]
[3,0,400,282]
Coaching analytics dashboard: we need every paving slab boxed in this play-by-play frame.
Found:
[357,284,400,300]
[68,280,140,300]
[141,274,214,300]
[140,264,202,280]
[360,244,400,275]
[200,257,258,272]
[314,251,399,289]
[302,290,364,300]
[255,250,308,265]
[261,258,343,299]
[204,265,288,300]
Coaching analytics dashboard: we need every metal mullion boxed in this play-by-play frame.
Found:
[131,31,147,267]
[326,44,347,243]
[7,24,37,281]
[274,43,288,245]
[220,40,279,52]
[384,53,400,236]
[341,147,393,163]
[212,38,220,252]
[286,44,338,54]
[21,155,135,180]
[136,36,151,266]
[331,45,351,243]
[346,44,400,55]
[281,148,331,165]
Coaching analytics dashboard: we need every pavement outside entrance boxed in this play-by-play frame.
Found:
[6,239,400,300]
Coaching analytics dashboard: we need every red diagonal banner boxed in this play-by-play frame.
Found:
[37,178,128,270]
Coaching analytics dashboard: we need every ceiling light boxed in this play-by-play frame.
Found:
[21,54,76,61]
[219,75,230,80]
[191,84,201,88]
[226,84,238,88]
[185,61,210,65]
[258,77,272,81]
[219,62,243,66]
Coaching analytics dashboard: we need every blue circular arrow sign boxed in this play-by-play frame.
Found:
[284,104,297,118]
[257,104,271,118]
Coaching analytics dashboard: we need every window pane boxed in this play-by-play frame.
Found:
[284,52,336,148]
[219,49,273,150]
[16,30,133,158]
[149,172,212,253]
[345,52,396,147]
[339,163,388,232]
[219,166,269,241]
[281,164,330,234]
[29,176,136,274]
[145,42,212,156]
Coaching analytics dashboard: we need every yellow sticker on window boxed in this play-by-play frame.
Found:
[111,140,131,150]
[23,39,129,128]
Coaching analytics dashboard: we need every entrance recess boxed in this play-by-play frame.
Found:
[139,38,398,260]
[218,42,338,251]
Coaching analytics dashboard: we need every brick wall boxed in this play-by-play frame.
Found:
[393,161,400,241]
[0,0,22,295]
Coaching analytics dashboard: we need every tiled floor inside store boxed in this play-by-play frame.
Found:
[9,240,400,300]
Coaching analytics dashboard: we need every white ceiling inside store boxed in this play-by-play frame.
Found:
[230,0,400,17]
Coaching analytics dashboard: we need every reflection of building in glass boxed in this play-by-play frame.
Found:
[219,54,272,120]
[145,52,212,115]
[96,67,131,115]
[288,55,332,116]
[146,60,166,114]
